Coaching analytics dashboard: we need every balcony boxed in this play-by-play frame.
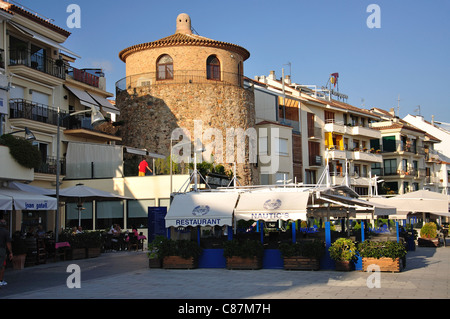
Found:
[326,146,347,160]
[424,149,440,162]
[324,120,346,134]
[34,156,66,176]
[9,99,64,127]
[67,67,100,88]
[9,49,65,85]
[351,149,383,163]
[349,125,381,139]
[425,175,440,185]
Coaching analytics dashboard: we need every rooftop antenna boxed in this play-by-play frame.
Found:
[191,25,199,35]
[283,62,291,77]
[415,105,421,116]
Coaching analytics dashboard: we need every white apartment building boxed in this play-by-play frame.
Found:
[403,114,450,194]
[250,71,384,195]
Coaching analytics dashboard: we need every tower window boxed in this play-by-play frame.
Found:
[156,54,173,80]
[206,55,220,80]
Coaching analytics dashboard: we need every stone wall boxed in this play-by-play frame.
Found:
[116,82,259,185]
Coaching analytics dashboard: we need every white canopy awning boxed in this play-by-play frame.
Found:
[8,181,54,195]
[368,190,448,217]
[64,85,99,108]
[165,191,239,227]
[234,190,309,221]
[87,92,120,115]
[0,188,57,210]
[0,193,12,210]
[320,194,396,217]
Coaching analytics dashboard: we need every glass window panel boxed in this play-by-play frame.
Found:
[96,201,124,218]
[66,202,93,230]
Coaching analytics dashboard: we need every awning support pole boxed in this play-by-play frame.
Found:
[260,221,264,244]
[361,221,365,242]
[292,221,296,244]
[323,221,333,269]
[396,221,399,243]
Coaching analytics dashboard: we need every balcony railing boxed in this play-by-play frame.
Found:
[67,67,100,88]
[9,49,65,80]
[116,70,245,93]
[35,156,66,175]
[9,99,64,126]
[9,99,99,131]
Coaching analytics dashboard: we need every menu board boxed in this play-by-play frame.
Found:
[148,206,167,241]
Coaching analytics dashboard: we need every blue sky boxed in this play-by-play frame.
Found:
[13,0,450,123]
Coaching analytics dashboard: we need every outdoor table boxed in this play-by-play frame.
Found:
[55,242,71,249]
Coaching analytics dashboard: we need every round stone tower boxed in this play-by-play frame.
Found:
[116,13,258,186]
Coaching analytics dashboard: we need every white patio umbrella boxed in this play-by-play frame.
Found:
[46,183,130,227]
[52,183,128,202]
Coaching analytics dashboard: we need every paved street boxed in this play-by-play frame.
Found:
[1,246,449,301]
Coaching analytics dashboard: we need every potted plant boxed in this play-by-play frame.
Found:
[357,240,407,272]
[85,231,103,258]
[11,232,27,270]
[148,235,165,268]
[59,229,86,260]
[328,238,358,271]
[279,240,325,270]
[418,222,439,247]
[159,238,202,269]
[223,239,264,270]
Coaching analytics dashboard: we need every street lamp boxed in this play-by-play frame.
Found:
[9,127,36,140]
[55,105,105,242]
[171,138,207,193]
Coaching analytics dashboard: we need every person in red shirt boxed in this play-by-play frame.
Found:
[138,159,152,176]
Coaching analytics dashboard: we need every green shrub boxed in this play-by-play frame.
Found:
[420,222,437,239]
[279,240,325,259]
[328,238,358,262]
[158,238,202,259]
[223,239,264,259]
[148,235,165,259]
[0,134,41,169]
[357,240,407,260]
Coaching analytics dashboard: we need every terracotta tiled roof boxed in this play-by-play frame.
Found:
[371,121,425,134]
[0,1,70,37]
[119,32,250,62]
